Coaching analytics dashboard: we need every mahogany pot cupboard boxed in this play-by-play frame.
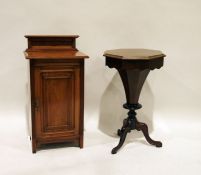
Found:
[24,35,89,153]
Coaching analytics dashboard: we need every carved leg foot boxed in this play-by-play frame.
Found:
[135,121,162,147]
[112,127,130,154]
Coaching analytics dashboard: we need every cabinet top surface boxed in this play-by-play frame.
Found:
[24,50,89,59]
[25,35,79,38]
[24,34,89,59]
[104,49,166,60]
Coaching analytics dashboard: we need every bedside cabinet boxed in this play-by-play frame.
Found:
[24,35,89,153]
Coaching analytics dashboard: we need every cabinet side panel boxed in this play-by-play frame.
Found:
[79,60,84,148]
[30,60,37,153]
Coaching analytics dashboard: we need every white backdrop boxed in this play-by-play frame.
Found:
[0,0,201,174]
[1,0,201,131]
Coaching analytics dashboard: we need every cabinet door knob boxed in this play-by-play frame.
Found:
[34,99,39,110]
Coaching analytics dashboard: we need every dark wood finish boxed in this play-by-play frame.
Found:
[118,69,150,104]
[111,105,162,154]
[25,35,79,51]
[25,35,88,153]
[104,49,165,154]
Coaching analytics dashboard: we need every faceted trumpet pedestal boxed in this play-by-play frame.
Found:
[103,49,166,154]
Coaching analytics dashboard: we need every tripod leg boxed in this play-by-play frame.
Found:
[112,127,130,154]
[135,121,162,147]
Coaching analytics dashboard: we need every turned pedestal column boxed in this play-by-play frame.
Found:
[103,49,166,154]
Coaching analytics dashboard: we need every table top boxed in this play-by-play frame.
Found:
[104,49,165,60]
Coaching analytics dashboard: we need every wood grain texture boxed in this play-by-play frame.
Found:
[24,35,89,60]
[34,66,80,139]
[25,35,88,153]
[104,49,166,60]
[25,50,89,59]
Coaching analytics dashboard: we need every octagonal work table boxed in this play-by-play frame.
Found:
[103,49,166,154]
